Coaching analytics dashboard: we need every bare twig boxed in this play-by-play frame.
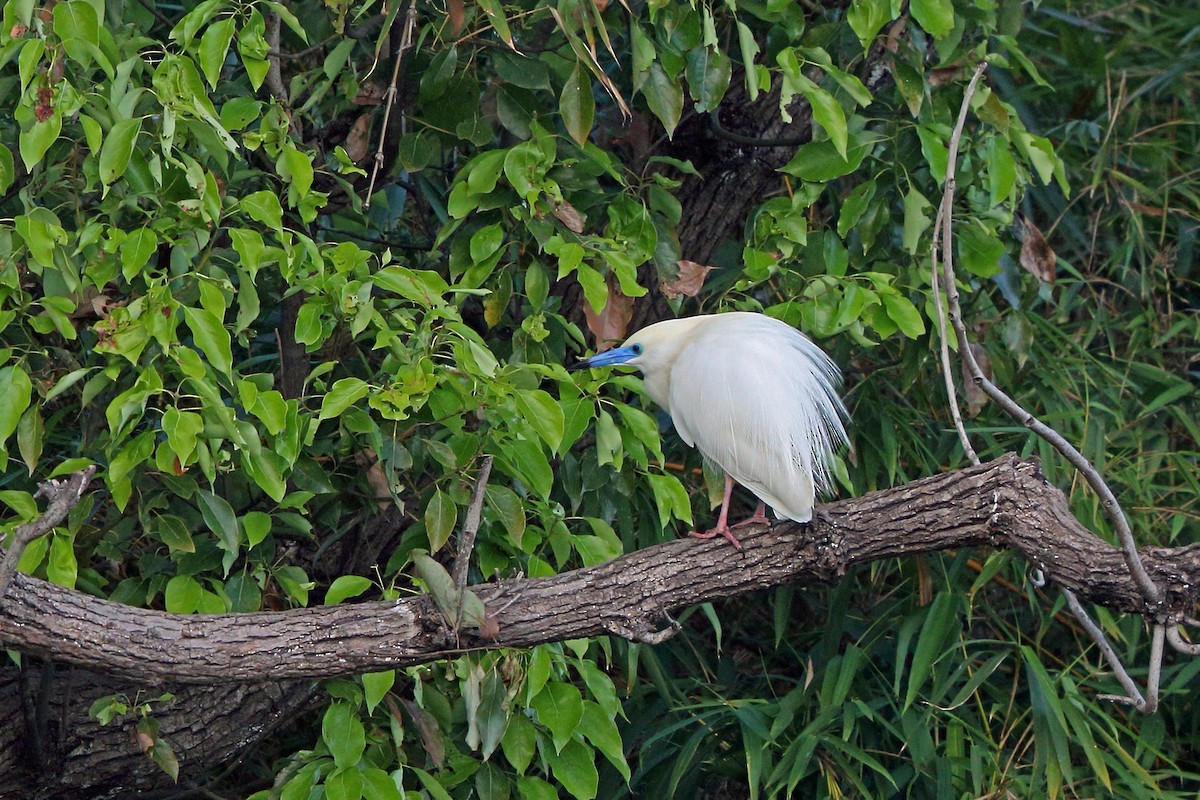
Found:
[451,456,494,592]
[363,1,418,210]
[1064,588,1159,712]
[930,200,980,466]
[0,467,97,599]
[264,12,289,107]
[935,62,1160,608]
[1166,623,1200,656]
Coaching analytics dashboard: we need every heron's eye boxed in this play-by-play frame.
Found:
[631,344,643,355]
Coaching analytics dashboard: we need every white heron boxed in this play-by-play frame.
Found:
[572,312,848,547]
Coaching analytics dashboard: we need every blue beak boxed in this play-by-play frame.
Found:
[569,345,639,372]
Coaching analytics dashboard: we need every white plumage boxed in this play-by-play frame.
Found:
[574,312,848,545]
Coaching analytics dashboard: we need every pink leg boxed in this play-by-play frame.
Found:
[736,501,769,527]
[689,474,744,549]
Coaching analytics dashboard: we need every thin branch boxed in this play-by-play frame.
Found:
[1064,587,1158,712]
[1166,623,1200,656]
[451,456,494,592]
[930,200,980,467]
[934,62,1161,608]
[363,1,418,210]
[264,12,289,107]
[0,468,97,599]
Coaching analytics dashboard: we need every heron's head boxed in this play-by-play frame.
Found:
[568,317,708,376]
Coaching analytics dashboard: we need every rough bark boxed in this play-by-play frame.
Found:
[0,664,315,798]
[1,455,1193,686]
[2,455,1195,795]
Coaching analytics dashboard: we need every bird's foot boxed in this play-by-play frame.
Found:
[731,511,770,529]
[689,525,744,550]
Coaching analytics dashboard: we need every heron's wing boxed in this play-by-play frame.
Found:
[666,315,847,522]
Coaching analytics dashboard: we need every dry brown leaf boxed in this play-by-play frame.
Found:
[355,448,393,509]
[552,199,586,233]
[662,260,715,300]
[70,285,117,319]
[963,343,992,418]
[399,698,445,768]
[929,65,963,87]
[353,82,386,106]
[344,113,373,163]
[447,0,466,35]
[583,275,633,351]
[1018,216,1056,284]
[884,17,907,53]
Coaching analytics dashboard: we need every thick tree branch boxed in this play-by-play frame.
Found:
[0,455,1193,685]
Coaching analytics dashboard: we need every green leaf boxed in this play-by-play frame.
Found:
[98,118,141,186]
[412,552,487,628]
[642,62,683,138]
[916,124,950,183]
[162,407,204,464]
[497,438,553,498]
[837,178,877,240]
[198,16,236,89]
[47,531,78,589]
[476,0,514,48]
[424,488,457,553]
[514,390,565,453]
[560,61,595,147]
[515,776,558,800]
[279,144,315,199]
[530,682,583,753]
[647,473,693,528]
[485,485,526,547]
[325,767,363,800]
[183,307,233,376]
[322,702,366,769]
[0,143,14,195]
[226,572,262,611]
[154,515,196,553]
[685,45,731,113]
[910,0,955,38]
[242,511,272,547]
[475,668,510,760]
[19,108,61,172]
[578,701,630,781]
[241,190,284,230]
[502,711,537,773]
[325,575,373,605]
[847,0,892,53]
[164,574,204,614]
[319,378,370,421]
[121,227,159,281]
[958,221,1005,278]
[17,405,43,474]
[411,768,454,800]
[594,410,621,468]
[782,62,847,158]
[881,293,925,338]
[901,187,932,255]
[544,738,598,800]
[0,366,33,447]
[53,1,102,70]
[196,489,240,561]
[362,670,394,714]
[360,768,403,800]
[780,130,877,181]
[904,592,958,708]
[987,137,1017,206]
